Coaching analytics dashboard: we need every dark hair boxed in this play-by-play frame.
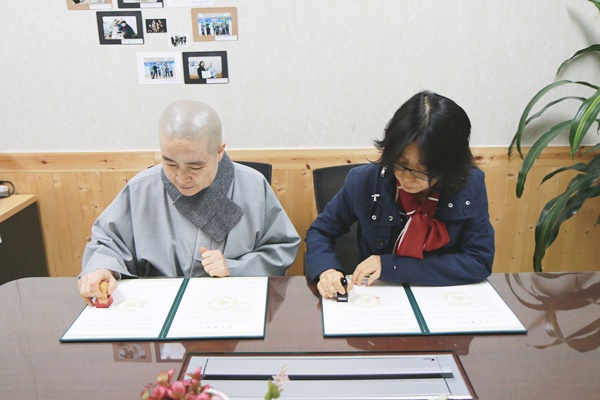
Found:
[374,90,474,193]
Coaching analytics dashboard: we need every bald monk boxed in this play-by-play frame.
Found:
[78,100,300,306]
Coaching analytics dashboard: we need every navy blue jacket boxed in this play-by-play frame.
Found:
[305,163,494,286]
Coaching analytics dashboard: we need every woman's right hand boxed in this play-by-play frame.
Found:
[317,269,352,299]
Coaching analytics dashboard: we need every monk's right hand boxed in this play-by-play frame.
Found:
[78,268,117,307]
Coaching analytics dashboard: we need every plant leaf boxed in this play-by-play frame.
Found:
[557,44,600,75]
[509,81,599,158]
[540,163,588,185]
[587,0,600,14]
[525,96,586,125]
[516,120,571,197]
[509,80,573,159]
[570,88,600,157]
[533,173,600,271]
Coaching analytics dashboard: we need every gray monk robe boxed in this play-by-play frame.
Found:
[81,154,300,278]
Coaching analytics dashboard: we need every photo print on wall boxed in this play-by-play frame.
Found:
[137,52,183,84]
[146,18,167,33]
[183,51,229,84]
[191,7,238,42]
[96,11,144,45]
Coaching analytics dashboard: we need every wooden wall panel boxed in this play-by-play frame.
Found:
[1,148,598,277]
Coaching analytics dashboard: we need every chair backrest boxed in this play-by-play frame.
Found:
[312,164,366,273]
[235,161,273,184]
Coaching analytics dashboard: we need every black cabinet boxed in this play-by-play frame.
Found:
[0,195,49,285]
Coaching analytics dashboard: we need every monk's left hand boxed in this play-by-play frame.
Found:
[200,247,230,277]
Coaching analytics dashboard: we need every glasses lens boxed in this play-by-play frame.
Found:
[412,170,429,181]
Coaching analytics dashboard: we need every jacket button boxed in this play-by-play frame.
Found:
[375,239,383,247]
[465,200,471,206]
[448,203,454,208]
[388,216,394,221]
[371,215,377,220]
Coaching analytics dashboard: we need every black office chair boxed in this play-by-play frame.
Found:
[235,161,273,184]
[311,163,366,274]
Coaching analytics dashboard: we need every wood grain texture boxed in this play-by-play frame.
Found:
[1,147,598,277]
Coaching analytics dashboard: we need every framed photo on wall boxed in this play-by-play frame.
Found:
[96,11,144,45]
[137,52,183,84]
[191,7,238,42]
[183,51,229,84]
[145,18,167,33]
[66,0,112,10]
[117,0,163,8]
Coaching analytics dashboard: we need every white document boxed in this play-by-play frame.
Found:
[322,282,422,336]
[410,281,526,333]
[62,277,269,342]
[61,278,183,341]
[166,277,268,339]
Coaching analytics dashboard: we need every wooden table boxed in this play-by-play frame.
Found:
[1,273,598,399]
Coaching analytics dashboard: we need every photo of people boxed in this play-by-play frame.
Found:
[146,18,167,33]
[145,59,175,80]
[198,13,232,37]
[191,7,238,42]
[102,17,137,39]
[118,0,163,9]
[183,51,229,84]
[96,11,144,45]
[137,52,182,85]
[169,33,189,48]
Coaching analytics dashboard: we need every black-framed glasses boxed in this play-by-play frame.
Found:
[393,163,429,181]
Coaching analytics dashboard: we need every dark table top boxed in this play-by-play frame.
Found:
[1,273,598,399]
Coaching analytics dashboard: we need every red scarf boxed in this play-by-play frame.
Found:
[394,181,449,259]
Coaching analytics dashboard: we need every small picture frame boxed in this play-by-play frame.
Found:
[118,0,163,8]
[183,51,229,84]
[66,0,112,10]
[96,11,144,45]
[112,342,152,362]
[145,18,167,33]
[191,7,238,42]
[137,52,183,84]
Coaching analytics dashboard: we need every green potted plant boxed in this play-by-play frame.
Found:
[508,0,600,272]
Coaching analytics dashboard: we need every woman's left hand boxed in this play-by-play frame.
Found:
[351,255,382,286]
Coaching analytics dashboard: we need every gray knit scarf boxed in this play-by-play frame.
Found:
[161,152,244,242]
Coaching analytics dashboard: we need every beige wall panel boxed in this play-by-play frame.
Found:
[1,148,598,277]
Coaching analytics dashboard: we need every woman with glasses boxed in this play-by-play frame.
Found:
[306,90,495,298]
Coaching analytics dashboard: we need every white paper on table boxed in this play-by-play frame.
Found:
[322,282,422,336]
[61,278,184,341]
[166,277,268,339]
[409,281,526,333]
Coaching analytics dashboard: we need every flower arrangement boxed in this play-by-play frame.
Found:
[141,366,288,400]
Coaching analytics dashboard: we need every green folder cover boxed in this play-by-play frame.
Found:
[60,276,269,342]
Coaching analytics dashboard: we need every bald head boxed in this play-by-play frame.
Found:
[159,100,222,153]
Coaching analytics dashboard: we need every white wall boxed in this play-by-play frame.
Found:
[0,0,598,152]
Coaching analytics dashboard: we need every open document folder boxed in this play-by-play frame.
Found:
[322,279,527,337]
[61,277,269,342]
